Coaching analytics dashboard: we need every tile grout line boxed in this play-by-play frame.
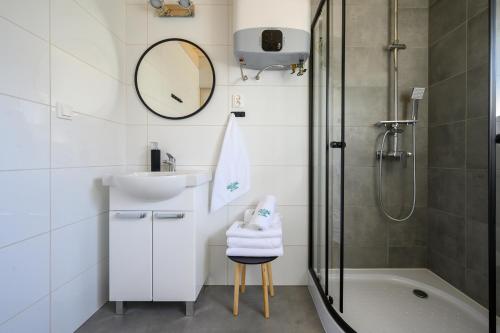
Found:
[71,0,126,45]
[48,0,53,329]
[0,15,49,42]
[463,0,469,286]
[0,294,51,328]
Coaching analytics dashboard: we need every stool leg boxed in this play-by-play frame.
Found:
[267,263,275,297]
[240,264,246,293]
[261,264,270,319]
[233,263,241,316]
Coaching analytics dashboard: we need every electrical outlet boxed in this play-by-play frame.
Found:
[231,94,244,109]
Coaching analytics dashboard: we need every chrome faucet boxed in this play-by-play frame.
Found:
[163,152,176,172]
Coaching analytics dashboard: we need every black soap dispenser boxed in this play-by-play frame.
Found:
[150,142,161,172]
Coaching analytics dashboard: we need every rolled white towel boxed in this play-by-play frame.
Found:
[226,246,283,257]
[226,214,282,239]
[227,237,282,249]
[248,195,276,230]
[243,208,255,224]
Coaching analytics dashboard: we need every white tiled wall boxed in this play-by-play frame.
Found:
[1,1,310,331]
[125,2,309,286]
[0,1,126,332]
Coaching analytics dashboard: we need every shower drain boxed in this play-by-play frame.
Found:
[413,289,428,299]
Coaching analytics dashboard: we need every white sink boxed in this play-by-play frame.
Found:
[103,170,211,201]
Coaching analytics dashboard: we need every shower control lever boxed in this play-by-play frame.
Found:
[330,141,346,149]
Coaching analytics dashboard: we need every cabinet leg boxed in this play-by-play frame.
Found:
[185,301,194,316]
[115,301,125,315]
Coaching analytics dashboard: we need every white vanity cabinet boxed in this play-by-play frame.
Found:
[109,211,153,301]
[105,171,211,316]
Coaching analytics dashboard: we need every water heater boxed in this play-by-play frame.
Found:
[233,0,311,77]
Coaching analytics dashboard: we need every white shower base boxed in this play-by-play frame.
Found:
[310,269,498,333]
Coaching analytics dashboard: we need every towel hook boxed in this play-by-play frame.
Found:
[231,111,245,117]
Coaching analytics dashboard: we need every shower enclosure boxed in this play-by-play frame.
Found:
[309,0,498,332]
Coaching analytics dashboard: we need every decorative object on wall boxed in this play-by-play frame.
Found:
[149,0,195,17]
[135,38,215,120]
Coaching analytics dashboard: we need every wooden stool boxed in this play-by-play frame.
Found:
[228,256,277,319]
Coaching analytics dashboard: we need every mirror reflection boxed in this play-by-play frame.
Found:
[135,39,215,119]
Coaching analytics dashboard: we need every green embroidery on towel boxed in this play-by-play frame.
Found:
[226,182,240,192]
[258,208,271,217]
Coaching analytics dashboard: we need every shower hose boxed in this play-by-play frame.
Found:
[377,121,417,223]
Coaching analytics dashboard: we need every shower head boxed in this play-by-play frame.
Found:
[410,87,425,120]
[150,0,164,9]
[411,87,426,100]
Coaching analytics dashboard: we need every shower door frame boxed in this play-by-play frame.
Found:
[308,0,354,332]
[489,0,497,331]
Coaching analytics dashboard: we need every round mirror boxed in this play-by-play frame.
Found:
[135,38,216,120]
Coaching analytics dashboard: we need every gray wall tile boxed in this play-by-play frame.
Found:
[466,169,488,223]
[428,250,466,290]
[400,0,429,8]
[344,166,377,206]
[429,122,465,168]
[344,206,387,247]
[467,9,489,70]
[345,4,389,48]
[345,87,389,126]
[428,209,466,264]
[428,168,466,216]
[345,47,389,87]
[429,73,466,125]
[398,48,429,88]
[466,219,488,275]
[388,207,428,246]
[389,246,427,267]
[467,64,489,119]
[430,25,466,84]
[467,0,489,18]
[429,0,466,44]
[399,8,429,48]
[465,269,489,308]
[344,246,387,268]
[466,117,488,169]
[345,126,380,167]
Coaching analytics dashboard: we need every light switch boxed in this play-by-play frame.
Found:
[231,94,244,109]
[56,102,73,120]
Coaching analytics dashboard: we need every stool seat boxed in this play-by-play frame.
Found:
[229,255,276,319]
[228,256,277,265]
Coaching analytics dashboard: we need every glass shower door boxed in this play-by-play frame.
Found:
[310,0,344,313]
[311,0,328,292]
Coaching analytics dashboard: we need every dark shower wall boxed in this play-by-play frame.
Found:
[343,0,429,268]
[428,0,490,308]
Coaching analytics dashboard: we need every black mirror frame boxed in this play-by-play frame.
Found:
[134,38,216,120]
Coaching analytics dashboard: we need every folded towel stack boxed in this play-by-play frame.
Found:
[226,206,283,257]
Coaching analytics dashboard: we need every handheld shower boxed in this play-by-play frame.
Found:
[411,87,426,100]
[410,87,425,120]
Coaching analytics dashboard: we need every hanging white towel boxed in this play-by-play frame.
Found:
[226,246,284,257]
[211,114,250,212]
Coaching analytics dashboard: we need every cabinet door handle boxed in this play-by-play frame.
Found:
[154,213,185,220]
[115,212,148,219]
